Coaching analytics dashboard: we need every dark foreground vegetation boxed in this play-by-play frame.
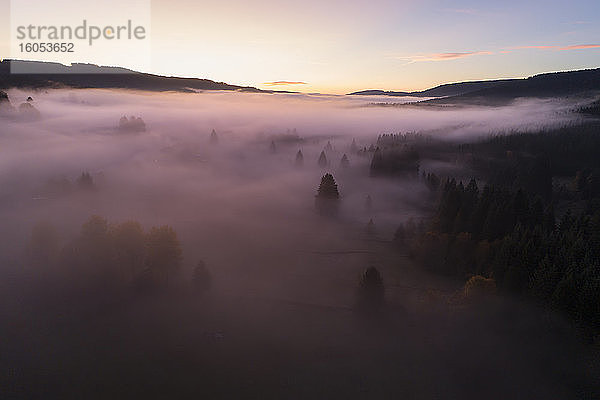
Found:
[389,122,600,339]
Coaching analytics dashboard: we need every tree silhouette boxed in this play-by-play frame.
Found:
[77,172,95,191]
[370,146,420,177]
[370,147,383,175]
[315,173,340,215]
[318,150,328,167]
[316,173,339,199]
[340,154,350,168]
[118,116,146,133]
[269,140,277,154]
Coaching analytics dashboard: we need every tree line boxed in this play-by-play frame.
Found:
[27,216,210,293]
[396,122,600,339]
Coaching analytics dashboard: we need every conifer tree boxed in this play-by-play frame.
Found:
[369,147,383,175]
[316,173,339,199]
[318,150,328,167]
[315,173,340,215]
[340,154,350,168]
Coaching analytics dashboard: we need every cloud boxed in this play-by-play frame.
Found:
[430,51,493,60]
[558,44,600,50]
[512,45,557,50]
[397,41,599,66]
[399,51,493,64]
[263,81,307,86]
[398,42,599,65]
[511,44,600,51]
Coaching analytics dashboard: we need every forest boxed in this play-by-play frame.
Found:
[391,122,600,339]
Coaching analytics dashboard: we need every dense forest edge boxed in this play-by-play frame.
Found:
[368,122,600,341]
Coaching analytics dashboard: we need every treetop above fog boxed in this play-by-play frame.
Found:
[316,173,340,199]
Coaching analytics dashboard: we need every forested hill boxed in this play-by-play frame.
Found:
[350,68,600,103]
[0,59,269,93]
[349,79,518,98]
[430,68,600,104]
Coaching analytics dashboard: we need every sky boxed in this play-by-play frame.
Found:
[1,0,599,94]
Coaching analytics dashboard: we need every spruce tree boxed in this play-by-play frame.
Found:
[316,173,339,199]
[318,151,328,167]
[315,173,340,216]
[340,154,350,168]
[369,147,383,176]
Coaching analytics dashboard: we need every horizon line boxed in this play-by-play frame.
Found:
[2,58,599,96]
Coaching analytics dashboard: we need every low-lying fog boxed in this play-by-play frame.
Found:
[0,88,581,255]
[0,88,593,399]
